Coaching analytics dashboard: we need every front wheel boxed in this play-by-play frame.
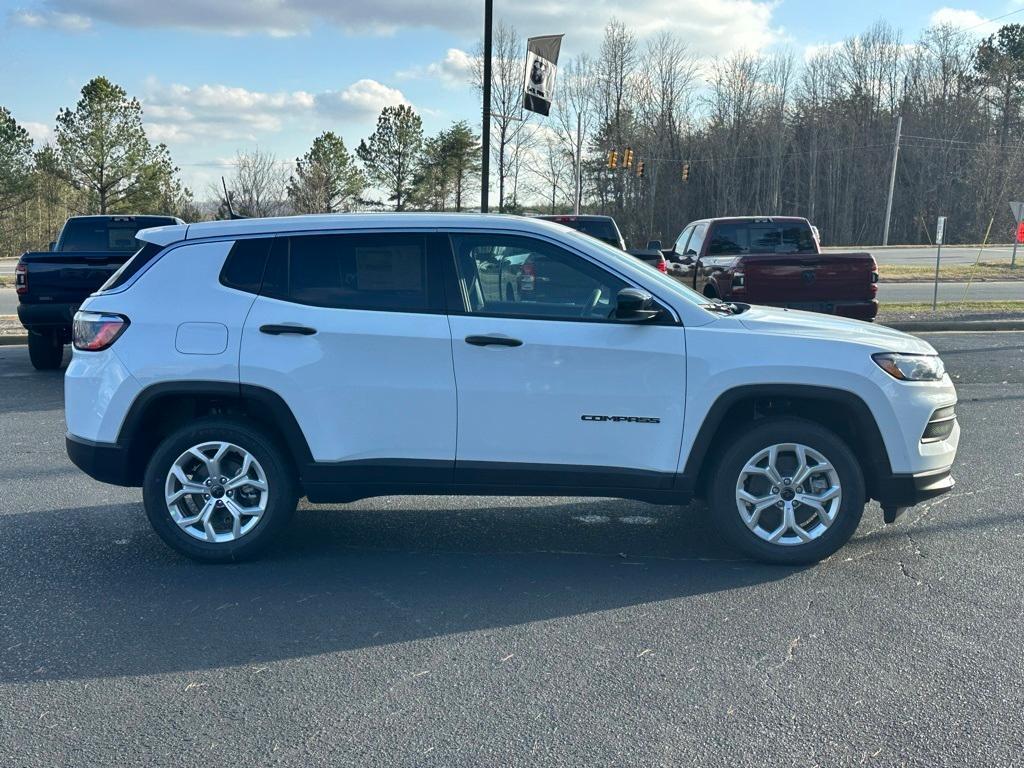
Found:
[142,418,298,562]
[27,329,63,370]
[708,418,865,565]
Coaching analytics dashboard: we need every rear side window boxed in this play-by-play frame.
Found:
[220,238,273,294]
[707,222,816,255]
[98,242,165,292]
[261,233,440,312]
[552,218,620,246]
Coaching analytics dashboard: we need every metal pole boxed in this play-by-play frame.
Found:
[574,112,582,215]
[882,115,902,246]
[1012,222,1020,268]
[932,240,942,311]
[480,0,492,213]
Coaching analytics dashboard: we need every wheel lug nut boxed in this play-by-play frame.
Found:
[771,486,779,494]
[776,501,784,508]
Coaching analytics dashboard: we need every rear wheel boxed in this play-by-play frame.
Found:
[27,329,63,370]
[708,418,865,565]
[142,418,298,562]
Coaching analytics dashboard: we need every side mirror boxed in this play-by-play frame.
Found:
[646,240,662,251]
[615,287,661,322]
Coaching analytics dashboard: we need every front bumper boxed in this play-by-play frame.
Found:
[66,433,136,487]
[873,465,955,523]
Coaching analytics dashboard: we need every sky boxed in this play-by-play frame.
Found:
[1,0,1022,194]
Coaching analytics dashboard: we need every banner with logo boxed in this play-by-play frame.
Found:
[523,34,563,116]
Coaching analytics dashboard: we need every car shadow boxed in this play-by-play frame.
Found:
[0,497,796,684]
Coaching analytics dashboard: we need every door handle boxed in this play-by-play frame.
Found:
[465,335,523,347]
[260,324,317,336]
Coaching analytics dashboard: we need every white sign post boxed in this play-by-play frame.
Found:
[932,216,946,311]
[1010,201,1023,269]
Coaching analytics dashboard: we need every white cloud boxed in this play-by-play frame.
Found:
[8,0,782,55]
[21,121,55,145]
[929,7,986,29]
[140,78,411,144]
[398,48,477,89]
[8,8,91,30]
[314,79,410,119]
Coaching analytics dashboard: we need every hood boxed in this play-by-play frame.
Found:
[736,305,936,354]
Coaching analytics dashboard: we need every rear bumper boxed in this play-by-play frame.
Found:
[873,466,955,508]
[17,302,78,331]
[66,433,136,486]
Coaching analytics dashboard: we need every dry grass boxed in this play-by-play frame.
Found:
[878,261,1023,282]
[879,301,1024,314]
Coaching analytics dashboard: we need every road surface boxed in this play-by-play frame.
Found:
[823,245,1020,265]
[1,333,1022,766]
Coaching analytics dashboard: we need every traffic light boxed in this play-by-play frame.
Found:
[623,147,634,169]
[636,160,645,178]
[607,149,618,169]
[681,162,690,182]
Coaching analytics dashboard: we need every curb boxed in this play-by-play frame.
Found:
[0,335,27,346]
[882,319,1024,332]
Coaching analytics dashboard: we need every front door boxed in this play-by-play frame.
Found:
[445,232,687,488]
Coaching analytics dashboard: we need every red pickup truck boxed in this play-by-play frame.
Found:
[667,216,878,320]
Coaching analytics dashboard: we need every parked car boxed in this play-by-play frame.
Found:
[536,214,668,273]
[64,213,957,565]
[667,216,879,320]
[16,214,183,369]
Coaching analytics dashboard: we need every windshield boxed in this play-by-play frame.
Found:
[555,227,718,312]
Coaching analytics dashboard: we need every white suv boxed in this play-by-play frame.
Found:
[64,214,959,564]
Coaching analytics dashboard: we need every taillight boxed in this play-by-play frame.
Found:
[72,311,130,351]
[658,259,667,273]
[15,263,27,295]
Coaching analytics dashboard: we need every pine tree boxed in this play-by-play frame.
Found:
[288,131,365,213]
[356,105,423,211]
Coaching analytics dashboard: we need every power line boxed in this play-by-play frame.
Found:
[963,7,1024,31]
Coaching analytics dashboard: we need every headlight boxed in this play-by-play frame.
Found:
[872,352,945,381]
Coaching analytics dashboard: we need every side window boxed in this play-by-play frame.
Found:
[674,225,694,255]
[219,238,273,294]
[261,233,440,312]
[686,223,708,256]
[451,234,628,321]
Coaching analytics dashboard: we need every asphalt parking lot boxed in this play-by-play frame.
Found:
[1,333,1022,767]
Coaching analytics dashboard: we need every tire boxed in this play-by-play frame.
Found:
[28,330,63,370]
[142,417,298,562]
[708,418,865,565]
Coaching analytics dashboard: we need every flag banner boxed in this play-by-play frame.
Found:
[523,34,563,116]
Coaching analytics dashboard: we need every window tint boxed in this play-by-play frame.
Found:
[707,221,817,255]
[98,242,164,292]
[685,223,708,255]
[220,238,273,294]
[261,233,436,312]
[452,234,628,321]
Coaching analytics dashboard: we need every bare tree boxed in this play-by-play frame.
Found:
[211,149,289,218]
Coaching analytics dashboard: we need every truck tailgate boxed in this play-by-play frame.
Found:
[742,252,877,305]
[18,252,130,304]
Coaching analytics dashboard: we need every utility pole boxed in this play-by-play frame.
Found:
[480,0,493,213]
[882,115,902,246]
[574,112,582,215]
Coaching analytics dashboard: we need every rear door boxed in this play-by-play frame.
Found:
[240,231,457,472]
[445,231,686,487]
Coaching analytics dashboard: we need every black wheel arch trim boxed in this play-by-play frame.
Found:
[675,383,894,499]
[113,381,314,483]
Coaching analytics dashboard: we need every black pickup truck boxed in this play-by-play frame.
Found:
[16,215,182,369]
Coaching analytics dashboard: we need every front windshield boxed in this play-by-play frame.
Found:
[555,226,717,312]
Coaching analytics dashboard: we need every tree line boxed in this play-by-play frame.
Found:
[3,18,1024,258]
